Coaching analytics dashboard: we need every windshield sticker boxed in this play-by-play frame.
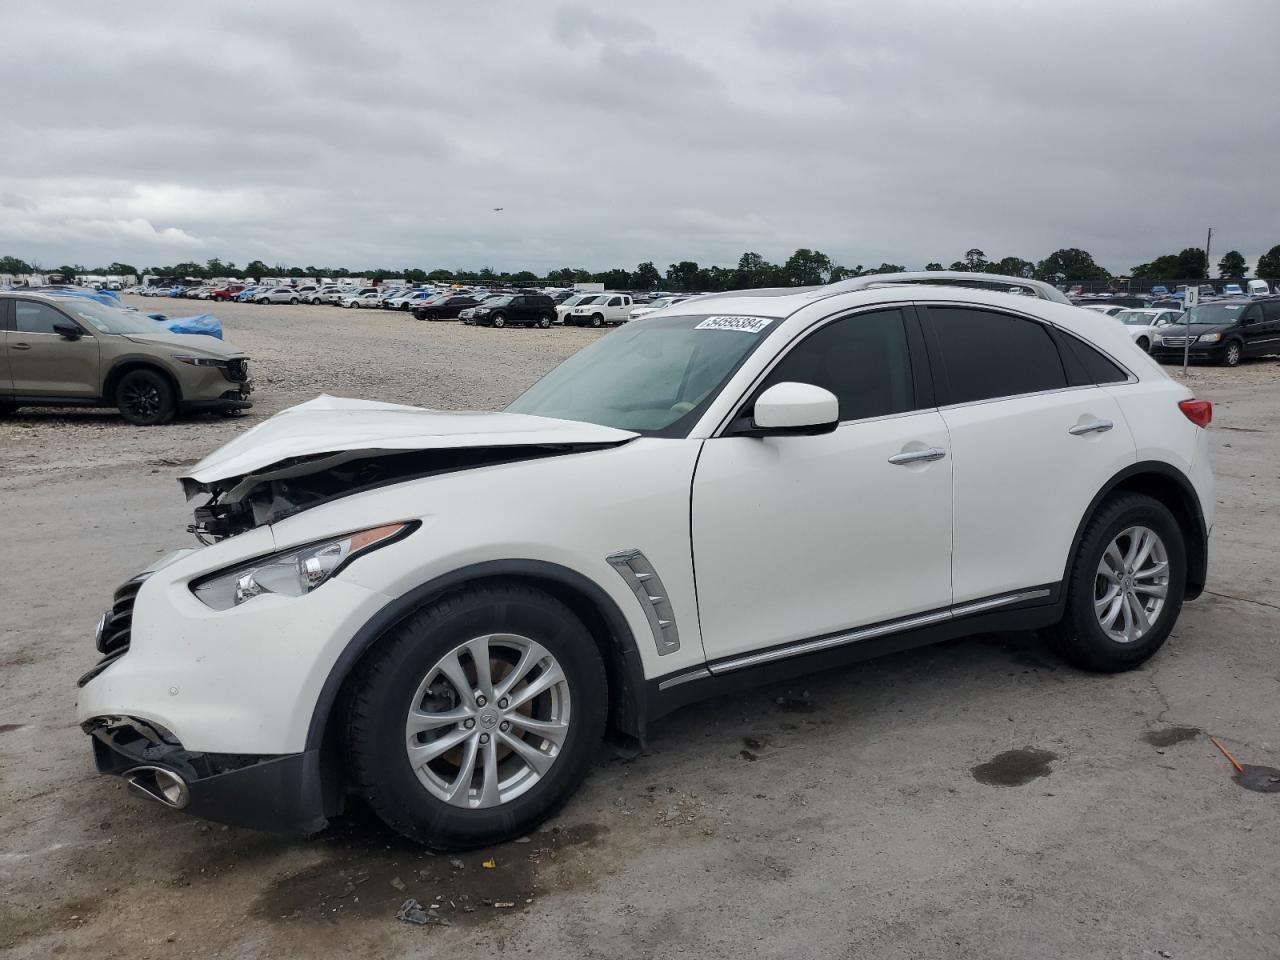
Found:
[695,315,774,334]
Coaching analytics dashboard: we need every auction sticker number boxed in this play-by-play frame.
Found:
[695,316,774,334]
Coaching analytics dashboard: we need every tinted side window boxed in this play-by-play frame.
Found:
[14,301,70,335]
[1058,333,1128,386]
[1262,302,1280,323]
[1241,305,1263,324]
[926,307,1066,404]
[758,309,916,421]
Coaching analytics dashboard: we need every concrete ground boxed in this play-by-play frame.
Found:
[2,298,1277,959]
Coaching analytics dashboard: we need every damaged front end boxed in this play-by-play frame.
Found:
[180,396,639,542]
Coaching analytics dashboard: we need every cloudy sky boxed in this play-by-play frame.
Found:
[3,0,1278,275]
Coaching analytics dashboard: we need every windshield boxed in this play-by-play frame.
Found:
[1185,303,1245,325]
[56,298,167,335]
[507,313,775,436]
[486,296,513,306]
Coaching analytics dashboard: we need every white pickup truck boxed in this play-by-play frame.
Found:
[564,293,634,327]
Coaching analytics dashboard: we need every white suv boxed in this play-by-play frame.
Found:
[254,286,301,305]
[77,272,1214,849]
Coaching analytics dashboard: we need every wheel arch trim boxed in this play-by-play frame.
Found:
[103,357,184,403]
[1066,460,1209,600]
[304,559,649,753]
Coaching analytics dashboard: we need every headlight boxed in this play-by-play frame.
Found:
[192,522,416,611]
[1197,332,1221,343]
[172,355,226,367]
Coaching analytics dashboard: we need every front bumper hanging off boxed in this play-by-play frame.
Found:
[85,716,332,835]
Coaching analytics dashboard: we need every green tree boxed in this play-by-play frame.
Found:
[731,252,779,289]
[427,269,454,282]
[510,270,538,283]
[1036,248,1110,282]
[828,264,862,282]
[244,260,270,279]
[0,255,33,275]
[924,262,944,271]
[992,256,1035,278]
[1257,245,1280,280]
[666,261,701,291]
[106,261,138,277]
[403,268,428,283]
[1217,250,1246,278]
[1131,248,1206,281]
[863,262,905,275]
[593,268,632,288]
[949,248,989,272]
[57,264,80,279]
[782,248,833,286]
[633,261,661,289]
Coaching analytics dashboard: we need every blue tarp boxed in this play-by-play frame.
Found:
[149,313,224,339]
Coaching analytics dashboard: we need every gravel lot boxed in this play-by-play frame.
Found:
[2,298,1278,959]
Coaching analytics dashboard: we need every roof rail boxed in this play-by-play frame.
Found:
[815,271,1071,304]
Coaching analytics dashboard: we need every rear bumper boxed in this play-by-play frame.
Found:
[85,716,331,835]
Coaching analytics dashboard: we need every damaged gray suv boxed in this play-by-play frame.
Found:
[0,292,252,425]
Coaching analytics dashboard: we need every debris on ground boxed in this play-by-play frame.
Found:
[449,858,465,870]
[395,899,449,926]
[481,858,497,869]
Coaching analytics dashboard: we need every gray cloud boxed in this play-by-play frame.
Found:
[2,0,1277,274]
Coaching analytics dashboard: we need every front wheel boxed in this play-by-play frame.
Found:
[1044,493,1186,672]
[1136,336,1150,352]
[590,314,603,328]
[344,584,607,848]
[1222,340,1242,366]
[491,314,506,328]
[117,369,176,426]
[537,313,553,329]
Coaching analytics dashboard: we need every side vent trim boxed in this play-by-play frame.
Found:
[606,550,681,656]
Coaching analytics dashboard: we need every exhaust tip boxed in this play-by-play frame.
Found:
[124,765,190,809]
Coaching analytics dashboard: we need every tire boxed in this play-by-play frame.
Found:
[537,313,553,329]
[346,301,356,309]
[289,297,299,305]
[1044,493,1186,672]
[344,583,607,849]
[1136,336,1150,352]
[0,401,17,417]
[590,314,603,328]
[426,310,438,321]
[492,314,506,328]
[1222,340,1242,366]
[116,368,176,426]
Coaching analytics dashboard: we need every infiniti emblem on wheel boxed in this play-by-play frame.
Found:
[479,710,499,729]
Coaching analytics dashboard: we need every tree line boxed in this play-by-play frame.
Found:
[6,244,1280,293]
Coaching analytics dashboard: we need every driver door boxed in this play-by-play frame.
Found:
[6,299,100,397]
[691,306,953,662]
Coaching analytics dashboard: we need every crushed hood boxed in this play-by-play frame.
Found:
[184,395,637,486]
[180,396,638,540]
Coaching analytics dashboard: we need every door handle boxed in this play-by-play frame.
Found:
[888,446,947,465]
[1069,419,1114,436]
[11,342,31,350]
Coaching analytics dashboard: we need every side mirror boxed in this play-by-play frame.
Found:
[735,382,839,437]
[53,323,84,341]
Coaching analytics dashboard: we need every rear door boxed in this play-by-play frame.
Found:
[6,299,101,397]
[919,303,1136,604]
[1248,301,1280,356]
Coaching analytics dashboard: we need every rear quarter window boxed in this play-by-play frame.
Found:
[924,306,1068,404]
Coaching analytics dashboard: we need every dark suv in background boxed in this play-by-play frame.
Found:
[473,294,556,328]
[1150,298,1280,366]
[412,294,479,321]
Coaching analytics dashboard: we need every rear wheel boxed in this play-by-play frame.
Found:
[1223,340,1242,366]
[116,369,176,426]
[344,584,607,849]
[1044,493,1185,672]
[289,297,299,305]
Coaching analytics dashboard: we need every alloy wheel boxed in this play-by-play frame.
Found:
[122,381,162,420]
[1094,525,1169,643]
[404,633,571,808]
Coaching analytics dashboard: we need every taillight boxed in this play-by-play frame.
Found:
[1178,398,1213,428]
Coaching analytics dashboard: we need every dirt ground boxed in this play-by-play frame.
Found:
[2,298,1278,959]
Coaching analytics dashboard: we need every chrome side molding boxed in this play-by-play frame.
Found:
[607,550,681,656]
